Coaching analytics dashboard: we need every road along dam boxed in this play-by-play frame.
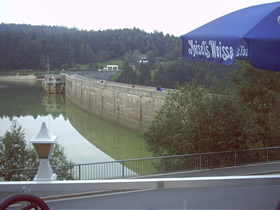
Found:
[65,74,172,132]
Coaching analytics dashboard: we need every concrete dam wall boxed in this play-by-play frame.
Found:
[65,75,171,132]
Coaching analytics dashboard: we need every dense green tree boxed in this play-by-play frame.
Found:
[0,121,73,181]
[231,61,280,147]
[123,49,141,63]
[0,121,31,180]
[138,63,152,86]
[152,59,237,90]
[153,65,167,87]
[79,42,93,64]
[117,62,138,84]
[144,83,257,156]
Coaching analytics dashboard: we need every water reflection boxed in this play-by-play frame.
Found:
[43,94,66,114]
[0,80,48,119]
[0,80,152,165]
[66,98,152,161]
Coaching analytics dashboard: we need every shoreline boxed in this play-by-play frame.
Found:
[0,74,38,81]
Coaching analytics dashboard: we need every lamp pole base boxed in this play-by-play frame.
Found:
[33,159,57,181]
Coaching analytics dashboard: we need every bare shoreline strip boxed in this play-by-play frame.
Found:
[0,75,37,81]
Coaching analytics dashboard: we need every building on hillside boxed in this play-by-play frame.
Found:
[102,65,119,71]
[138,54,149,64]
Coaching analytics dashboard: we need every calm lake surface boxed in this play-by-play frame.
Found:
[0,80,152,164]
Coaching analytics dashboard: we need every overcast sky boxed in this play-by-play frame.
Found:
[0,0,277,36]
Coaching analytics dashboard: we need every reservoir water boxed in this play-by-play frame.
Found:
[0,80,152,164]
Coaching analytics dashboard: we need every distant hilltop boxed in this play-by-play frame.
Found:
[0,23,181,71]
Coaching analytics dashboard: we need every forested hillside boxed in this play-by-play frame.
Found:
[0,23,180,70]
[0,23,239,90]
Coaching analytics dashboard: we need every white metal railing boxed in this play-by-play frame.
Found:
[1,146,280,181]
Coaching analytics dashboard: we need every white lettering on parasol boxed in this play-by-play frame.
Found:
[236,45,248,58]
[188,40,238,62]
[188,40,211,58]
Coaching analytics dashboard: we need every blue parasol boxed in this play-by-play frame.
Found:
[181,2,280,71]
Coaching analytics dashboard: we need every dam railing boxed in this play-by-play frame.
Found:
[1,146,280,181]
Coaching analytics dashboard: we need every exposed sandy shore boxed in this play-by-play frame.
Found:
[0,74,37,81]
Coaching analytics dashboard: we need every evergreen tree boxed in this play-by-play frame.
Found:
[117,62,138,84]
[79,42,93,64]
[0,121,31,180]
[0,121,74,181]
[153,65,167,87]
[138,63,151,86]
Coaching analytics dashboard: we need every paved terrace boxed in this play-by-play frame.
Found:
[1,161,280,209]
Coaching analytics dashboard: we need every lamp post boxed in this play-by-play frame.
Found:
[30,122,57,181]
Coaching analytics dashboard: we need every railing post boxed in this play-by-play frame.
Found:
[122,161,125,178]
[161,158,165,174]
[234,151,237,166]
[200,154,202,170]
[266,149,269,162]
[78,165,81,180]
